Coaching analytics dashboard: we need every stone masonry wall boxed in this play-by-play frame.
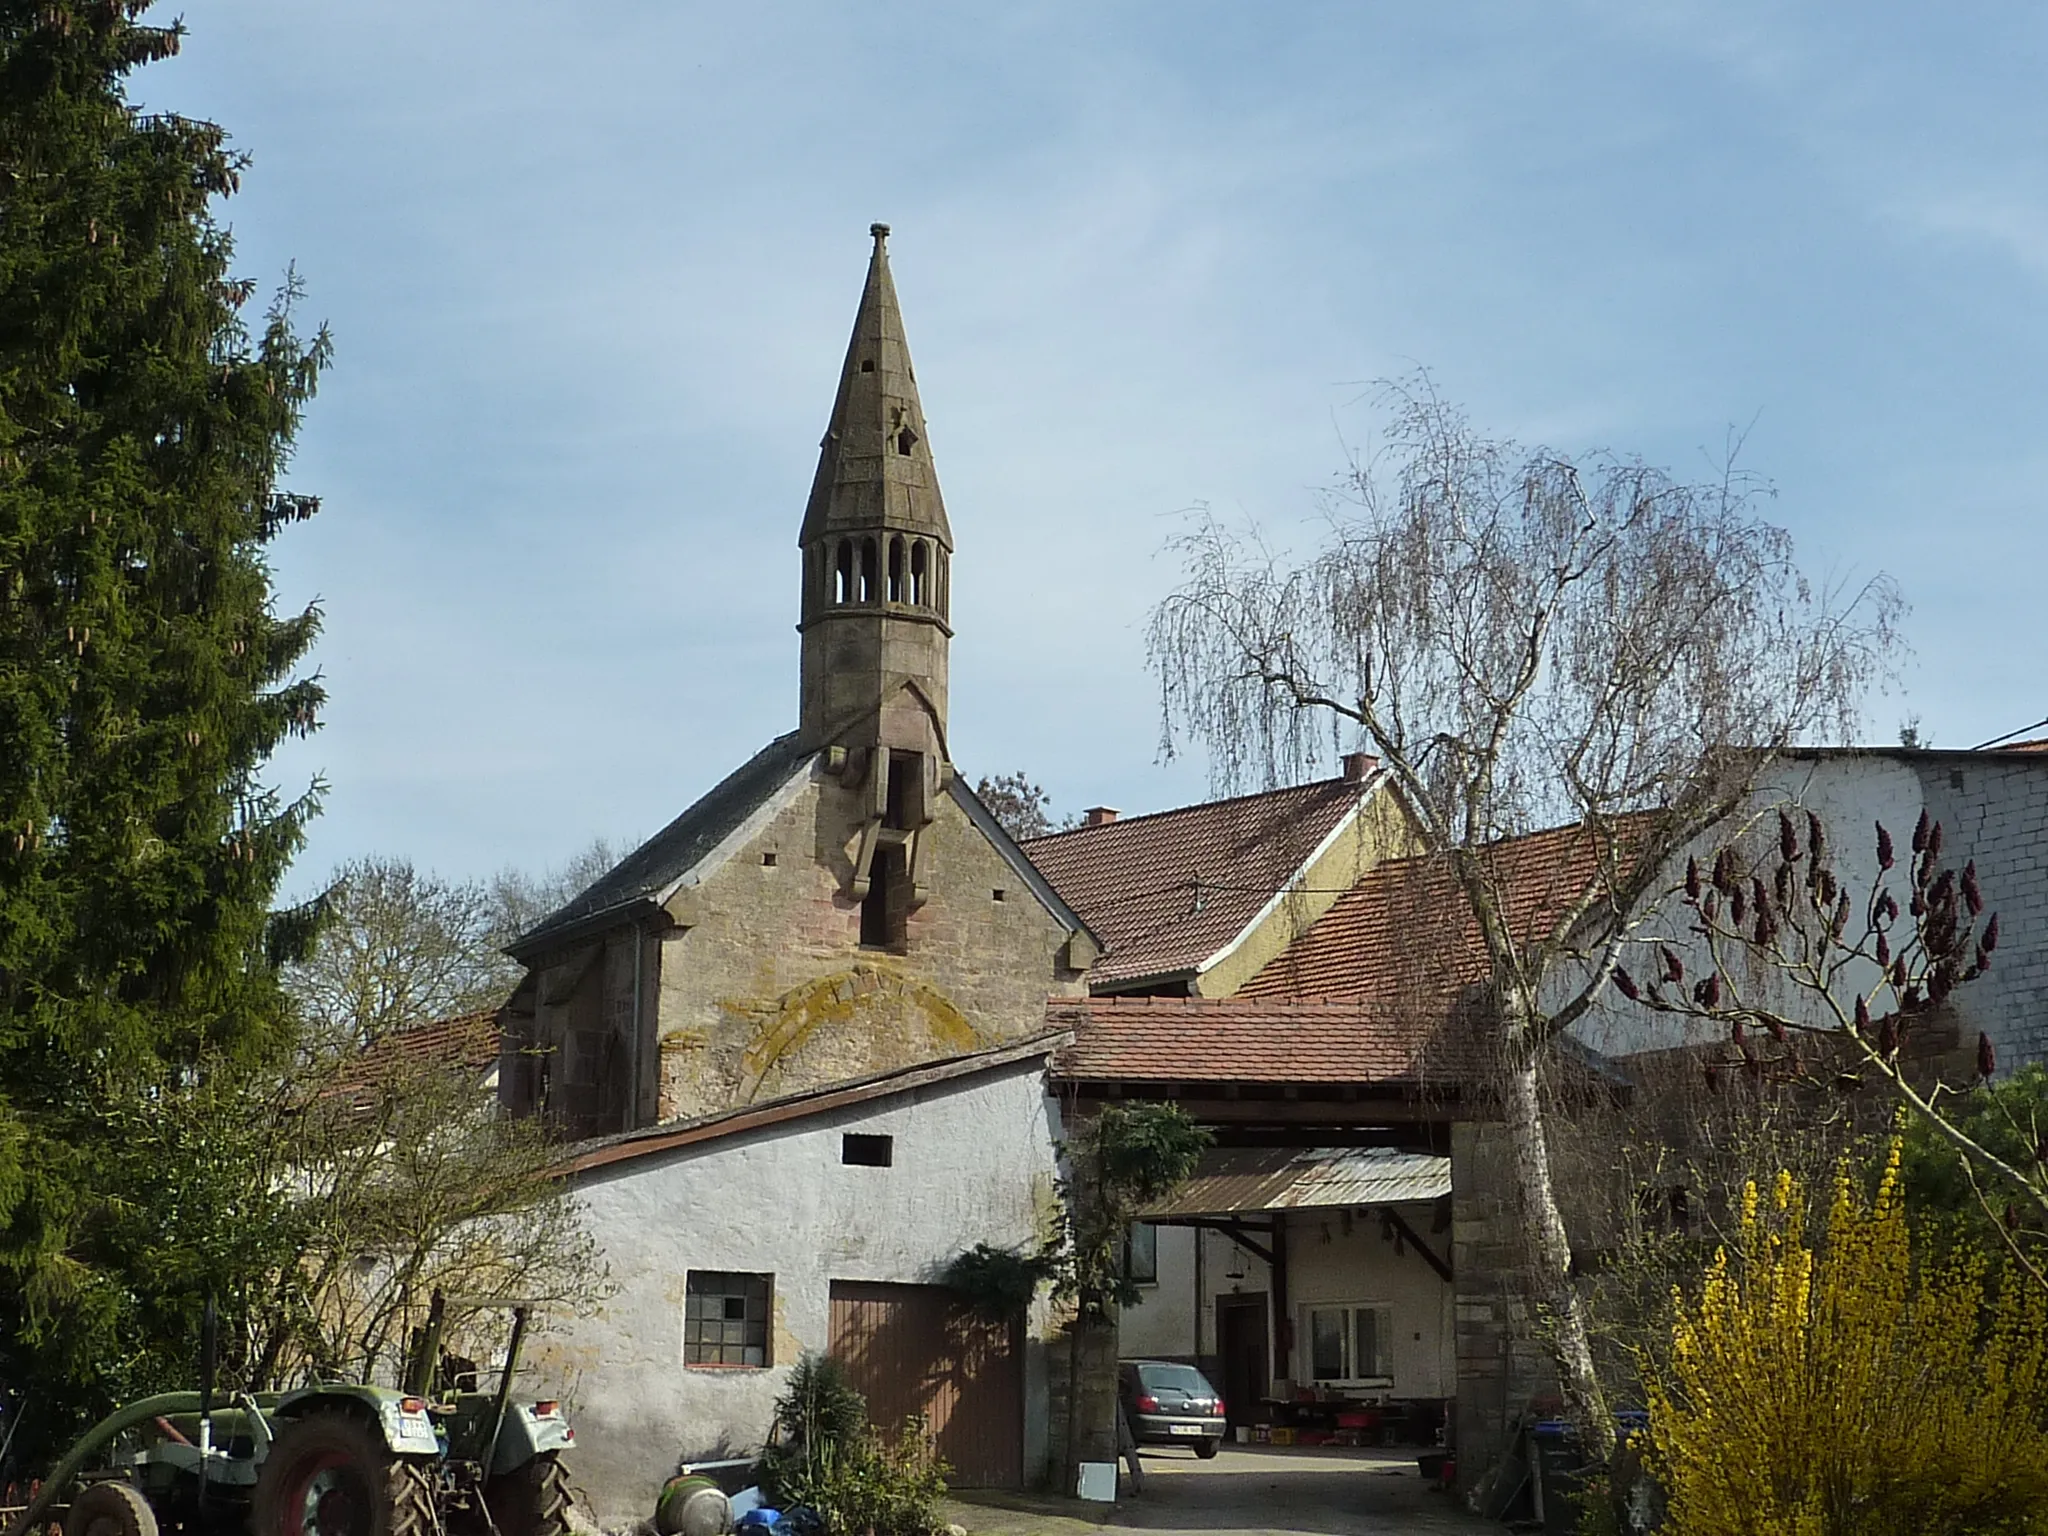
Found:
[653,762,1087,1123]
[1909,754,2048,1067]
[1451,1120,1554,1484]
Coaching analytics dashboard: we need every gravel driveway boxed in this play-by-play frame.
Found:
[946,1444,1495,1536]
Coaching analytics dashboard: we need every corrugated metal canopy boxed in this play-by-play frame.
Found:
[1144,1146,1451,1220]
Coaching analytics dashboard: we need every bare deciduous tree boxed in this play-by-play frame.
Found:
[488,838,625,951]
[286,840,627,1051]
[974,772,1075,842]
[256,1041,608,1388]
[1147,376,1901,1459]
[285,856,515,1049]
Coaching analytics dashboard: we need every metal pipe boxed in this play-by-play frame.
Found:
[405,1290,447,1400]
[2,1393,206,1536]
[197,1295,217,1517]
[626,927,644,1132]
[483,1306,530,1475]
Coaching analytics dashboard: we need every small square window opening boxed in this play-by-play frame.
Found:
[842,1133,893,1167]
[761,852,778,867]
[992,888,1006,902]
[683,1271,773,1367]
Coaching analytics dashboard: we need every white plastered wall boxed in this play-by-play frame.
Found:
[1117,1207,1452,1399]
[531,1060,1062,1523]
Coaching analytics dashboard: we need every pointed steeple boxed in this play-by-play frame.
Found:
[799,224,953,550]
[797,225,955,761]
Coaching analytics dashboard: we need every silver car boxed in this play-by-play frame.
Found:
[1118,1359,1226,1458]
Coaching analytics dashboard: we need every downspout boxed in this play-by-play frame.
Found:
[625,924,645,1133]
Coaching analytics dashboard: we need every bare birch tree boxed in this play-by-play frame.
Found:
[1147,376,1901,1459]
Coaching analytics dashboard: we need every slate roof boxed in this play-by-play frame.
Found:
[1237,820,1634,1007]
[1047,995,1492,1088]
[512,732,814,955]
[1145,1146,1451,1219]
[1021,774,1381,990]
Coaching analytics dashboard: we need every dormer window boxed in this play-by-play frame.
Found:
[895,427,918,456]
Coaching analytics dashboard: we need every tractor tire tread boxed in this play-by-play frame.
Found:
[65,1480,158,1536]
[387,1456,438,1536]
[486,1454,570,1536]
[253,1411,440,1536]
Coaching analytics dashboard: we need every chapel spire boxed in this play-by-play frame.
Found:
[799,223,953,550]
[797,224,953,764]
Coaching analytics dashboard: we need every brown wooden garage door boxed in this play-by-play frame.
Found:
[828,1280,1023,1488]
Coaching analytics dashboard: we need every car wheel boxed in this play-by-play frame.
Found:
[1193,1440,1219,1460]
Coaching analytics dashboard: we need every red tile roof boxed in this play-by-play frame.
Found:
[1237,820,1634,1007]
[1047,995,1491,1089]
[325,1010,502,1101]
[1022,775,1379,989]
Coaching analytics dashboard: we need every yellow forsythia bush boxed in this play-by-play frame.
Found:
[1644,1143,2048,1536]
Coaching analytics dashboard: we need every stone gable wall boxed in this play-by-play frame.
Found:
[652,763,1085,1123]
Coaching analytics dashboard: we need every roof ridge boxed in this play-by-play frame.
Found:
[1022,772,1368,845]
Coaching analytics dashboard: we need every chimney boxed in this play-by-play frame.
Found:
[1341,752,1378,784]
[1084,806,1120,827]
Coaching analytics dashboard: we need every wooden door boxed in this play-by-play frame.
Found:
[1216,1293,1269,1428]
[828,1280,1024,1488]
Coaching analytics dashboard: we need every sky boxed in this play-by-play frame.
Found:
[145,1,2048,896]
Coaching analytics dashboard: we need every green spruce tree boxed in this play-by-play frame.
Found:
[0,0,328,1441]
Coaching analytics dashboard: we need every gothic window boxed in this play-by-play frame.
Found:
[910,540,928,606]
[895,426,918,456]
[887,537,905,604]
[834,541,854,604]
[859,539,877,604]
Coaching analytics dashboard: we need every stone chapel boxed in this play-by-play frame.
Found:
[498,225,1097,1138]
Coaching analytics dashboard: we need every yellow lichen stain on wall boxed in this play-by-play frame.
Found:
[771,1289,807,1367]
[722,962,988,1103]
[660,1028,710,1056]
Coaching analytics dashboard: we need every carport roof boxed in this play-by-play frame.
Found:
[1145,1146,1451,1219]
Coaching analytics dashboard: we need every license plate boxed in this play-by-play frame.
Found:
[1169,1424,1206,1436]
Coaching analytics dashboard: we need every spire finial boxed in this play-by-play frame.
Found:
[870,222,890,247]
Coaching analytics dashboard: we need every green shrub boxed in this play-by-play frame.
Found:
[941,1243,1051,1322]
[758,1354,949,1536]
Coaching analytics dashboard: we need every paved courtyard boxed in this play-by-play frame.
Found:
[947,1444,1496,1536]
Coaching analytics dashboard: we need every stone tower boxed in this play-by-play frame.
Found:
[797,224,955,909]
[797,224,953,766]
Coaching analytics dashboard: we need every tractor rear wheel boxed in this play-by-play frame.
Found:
[484,1454,570,1536]
[252,1413,436,1536]
[66,1481,159,1536]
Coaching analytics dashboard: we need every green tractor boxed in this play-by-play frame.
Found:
[2,1294,573,1536]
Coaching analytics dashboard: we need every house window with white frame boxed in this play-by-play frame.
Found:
[1303,1302,1393,1385]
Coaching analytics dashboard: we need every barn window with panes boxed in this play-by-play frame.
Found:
[684,1271,773,1367]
